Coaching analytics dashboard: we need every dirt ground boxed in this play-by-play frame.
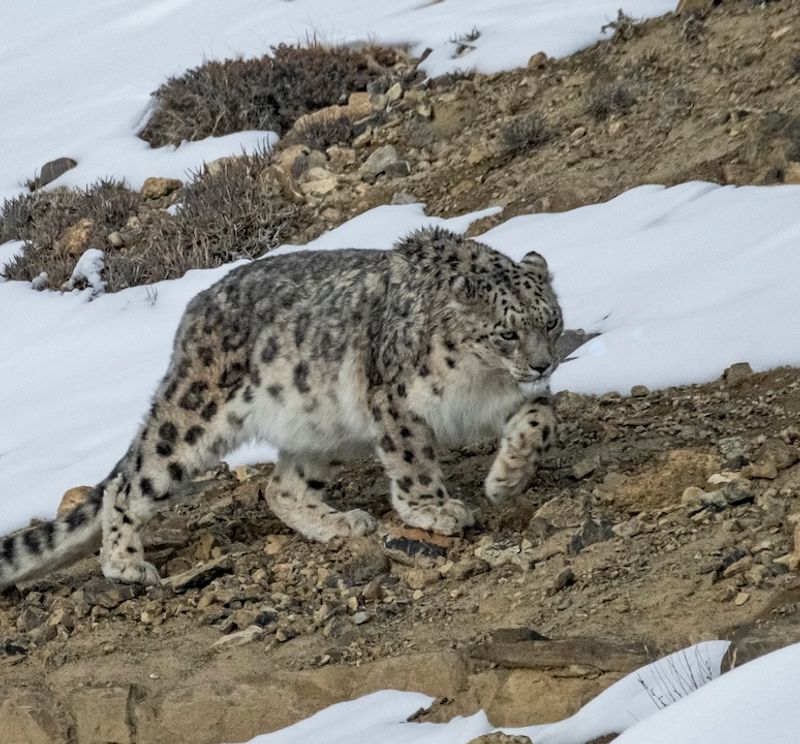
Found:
[2,365,800,742]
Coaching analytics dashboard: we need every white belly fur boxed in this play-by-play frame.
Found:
[411,370,528,447]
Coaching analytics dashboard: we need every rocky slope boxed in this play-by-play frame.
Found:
[3,364,800,743]
[4,2,800,743]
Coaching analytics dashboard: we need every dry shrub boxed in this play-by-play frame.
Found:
[0,180,139,247]
[601,9,641,43]
[2,150,305,292]
[587,81,636,119]
[281,114,358,151]
[140,43,396,148]
[501,114,552,155]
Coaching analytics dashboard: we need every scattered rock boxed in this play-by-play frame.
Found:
[734,591,751,606]
[386,82,403,103]
[474,537,535,570]
[527,51,548,69]
[299,167,338,197]
[405,567,441,590]
[469,734,533,744]
[568,519,615,555]
[612,516,644,539]
[106,231,124,248]
[744,461,778,480]
[630,385,650,398]
[54,218,94,257]
[572,455,600,480]
[784,161,800,185]
[723,555,753,578]
[382,529,449,568]
[550,567,576,593]
[140,176,182,200]
[17,606,47,633]
[558,327,598,362]
[723,362,753,385]
[472,636,652,674]
[162,555,232,592]
[82,578,144,610]
[448,556,491,581]
[213,625,266,649]
[359,145,409,179]
[263,535,290,556]
[56,485,93,518]
[33,157,77,189]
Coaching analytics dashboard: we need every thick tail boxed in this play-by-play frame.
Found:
[0,486,104,589]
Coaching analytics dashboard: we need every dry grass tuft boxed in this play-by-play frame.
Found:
[139,43,397,148]
[2,150,306,292]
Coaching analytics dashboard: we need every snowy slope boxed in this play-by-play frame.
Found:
[3,183,800,534]
[0,0,675,202]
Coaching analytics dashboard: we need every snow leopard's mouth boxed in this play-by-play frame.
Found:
[516,378,551,396]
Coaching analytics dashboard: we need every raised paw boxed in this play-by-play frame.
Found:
[401,499,475,536]
[102,559,161,586]
[484,465,531,504]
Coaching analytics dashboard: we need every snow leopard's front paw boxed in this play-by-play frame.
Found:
[401,498,475,536]
[102,559,161,586]
[308,508,378,542]
[484,459,533,504]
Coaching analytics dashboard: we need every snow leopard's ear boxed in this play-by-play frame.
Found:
[521,251,549,277]
[448,274,477,303]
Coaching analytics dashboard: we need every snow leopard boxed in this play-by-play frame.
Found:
[0,227,562,589]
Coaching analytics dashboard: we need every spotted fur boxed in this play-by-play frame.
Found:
[0,228,562,588]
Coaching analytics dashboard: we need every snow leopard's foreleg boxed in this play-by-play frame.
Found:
[484,396,557,503]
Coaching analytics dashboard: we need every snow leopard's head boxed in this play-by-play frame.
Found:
[451,246,563,390]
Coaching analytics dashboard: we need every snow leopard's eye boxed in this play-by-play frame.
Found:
[546,316,560,331]
[499,330,519,341]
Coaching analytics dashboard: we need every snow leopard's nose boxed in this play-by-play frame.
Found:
[529,362,554,378]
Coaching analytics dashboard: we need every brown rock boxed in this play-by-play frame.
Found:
[204,156,243,178]
[141,176,182,199]
[744,461,778,480]
[72,686,133,744]
[292,92,373,134]
[162,555,232,592]
[405,567,441,590]
[82,577,144,609]
[469,734,532,744]
[527,51,548,69]
[34,157,77,189]
[54,218,94,257]
[213,625,266,649]
[472,636,652,674]
[0,690,65,744]
[57,485,93,517]
[723,362,753,384]
[784,162,800,185]
[722,555,753,578]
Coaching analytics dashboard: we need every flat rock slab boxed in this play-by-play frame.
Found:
[472,637,654,674]
[162,555,232,593]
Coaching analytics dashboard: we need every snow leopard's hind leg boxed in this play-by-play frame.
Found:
[484,396,557,503]
[264,454,377,541]
[99,383,234,584]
